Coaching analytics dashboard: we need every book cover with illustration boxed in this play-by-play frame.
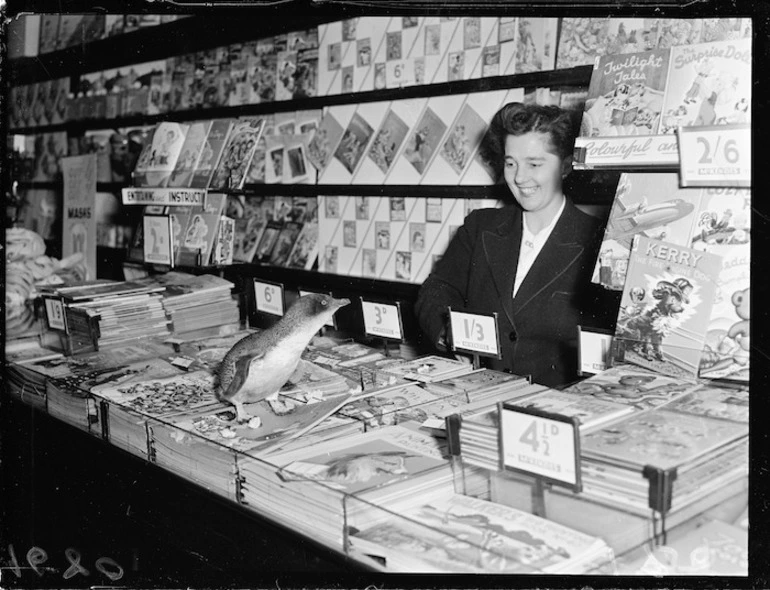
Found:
[349,493,610,574]
[132,122,189,187]
[189,119,234,189]
[307,111,345,173]
[167,121,213,188]
[438,102,487,176]
[514,17,558,74]
[613,236,722,379]
[209,117,266,190]
[333,112,375,175]
[555,17,610,70]
[592,173,704,291]
[367,108,410,175]
[509,389,635,432]
[175,192,228,267]
[286,221,319,270]
[580,48,670,138]
[663,382,748,424]
[658,38,751,134]
[401,107,448,175]
[272,424,450,494]
[581,409,747,471]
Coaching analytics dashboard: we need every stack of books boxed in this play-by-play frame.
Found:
[42,280,170,352]
[346,492,614,574]
[377,354,477,383]
[579,408,748,516]
[421,368,530,402]
[139,271,240,337]
[238,424,455,549]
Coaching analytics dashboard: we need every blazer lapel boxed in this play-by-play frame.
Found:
[513,204,585,313]
[481,209,522,329]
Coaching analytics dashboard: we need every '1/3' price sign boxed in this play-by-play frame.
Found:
[360,298,403,341]
[678,124,750,188]
[253,279,284,316]
[44,296,67,332]
[498,402,582,491]
[448,309,501,359]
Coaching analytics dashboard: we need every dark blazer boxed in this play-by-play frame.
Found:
[415,200,608,388]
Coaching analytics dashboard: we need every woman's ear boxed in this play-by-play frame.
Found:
[561,155,573,179]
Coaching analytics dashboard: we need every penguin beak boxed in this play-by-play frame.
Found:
[333,297,351,309]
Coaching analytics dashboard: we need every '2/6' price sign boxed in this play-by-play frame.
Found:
[498,402,582,491]
[448,308,501,359]
[678,124,750,187]
[253,279,284,316]
[360,298,403,341]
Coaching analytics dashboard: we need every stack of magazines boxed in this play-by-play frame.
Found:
[579,404,748,516]
[139,271,240,337]
[238,424,455,549]
[345,492,615,574]
[4,348,65,410]
[42,280,170,351]
[421,368,531,402]
[378,355,477,384]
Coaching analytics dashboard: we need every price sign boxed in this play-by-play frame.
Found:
[678,124,750,187]
[44,297,67,332]
[299,289,335,329]
[577,326,613,376]
[253,279,284,316]
[448,309,501,359]
[499,403,582,491]
[360,298,403,341]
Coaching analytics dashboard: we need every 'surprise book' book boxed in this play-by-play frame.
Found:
[614,235,722,379]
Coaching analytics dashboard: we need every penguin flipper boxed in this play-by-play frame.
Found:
[222,353,265,401]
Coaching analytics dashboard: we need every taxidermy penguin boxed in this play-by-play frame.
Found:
[215,293,350,422]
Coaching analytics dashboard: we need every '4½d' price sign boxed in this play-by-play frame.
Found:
[360,298,403,341]
[498,403,582,492]
[678,124,750,187]
[448,309,501,359]
[253,279,284,316]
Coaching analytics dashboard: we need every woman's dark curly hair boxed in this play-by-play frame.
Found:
[479,102,582,182]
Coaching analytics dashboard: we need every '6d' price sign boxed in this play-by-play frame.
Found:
[678,124,750,187]
[498,403,582,491]
[448,309,501,359]
[360,298,403,341]
[253,279,284,316]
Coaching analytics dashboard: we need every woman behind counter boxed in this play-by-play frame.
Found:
[415,102,613,388]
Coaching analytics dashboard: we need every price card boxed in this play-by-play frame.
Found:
[448,309,501,359]
[299,289,336,329]
[43,297,67,332]
[678,124,750,187]
[499,403,582,491]
[577,326,613,376]
[360,298,403,341]
[253,279,284,316]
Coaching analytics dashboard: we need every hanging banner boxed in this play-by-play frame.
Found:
[62,154,97,280]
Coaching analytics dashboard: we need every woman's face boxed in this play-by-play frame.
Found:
[503,132,569,216]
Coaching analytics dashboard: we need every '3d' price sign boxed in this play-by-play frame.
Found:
[448,308,501,359]
[253,279,284,316]
[678,124,750,187]
[498,402,582,492]
[360,298,403,341]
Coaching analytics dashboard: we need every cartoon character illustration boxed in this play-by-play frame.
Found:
[700,288,750,375]
[617,277,693,362]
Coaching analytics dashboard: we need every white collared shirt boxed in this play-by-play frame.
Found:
[513,199,566,298]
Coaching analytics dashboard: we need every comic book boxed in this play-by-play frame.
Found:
[167,120,213,188]
[208,117,266,190]
[658,38,751,134]
[175,192,228,267]
[132,122,189,187]
[438,102,488,177]
[555,17,610,70]
[591,172,705,291]
[402,107,448,176]
[268,221,303,267]
[333,112,375,175]
[367,108,410,175]
[663,382,748,424]
[581,48,670,138]
[613,235,722,379]
[189,119,234,189]
[307,111,345,173]
[514,17,558,73]
[286,221,319,270]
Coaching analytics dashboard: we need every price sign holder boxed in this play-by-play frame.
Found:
[253,279,285,317]
[360,297,404,356]
[447,308,501,369]
[299,289,337,331]
[577,325,614,376]
[43,295,68,333]
[677,124,750,188]
[498,403,582,518]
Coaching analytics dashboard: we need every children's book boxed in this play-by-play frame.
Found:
[402,107,448,176]
[175,193,228,267]
[132,122,189,187]
[614,236,722,379]
[509,389,635,432]
[268,221,303,267]
[438,102,487,177]
[658,38,751,134]
[286,221,319,270]
[580,48,670,138]
[167,120,213,188]
[514,17,558,73]
[555,17,610,70]
[366,108,410,175]
[333,113,375,175]
[663,382,748,424]
[189,119,234,189]
[208,117,266,190]
[591,173,705,291]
